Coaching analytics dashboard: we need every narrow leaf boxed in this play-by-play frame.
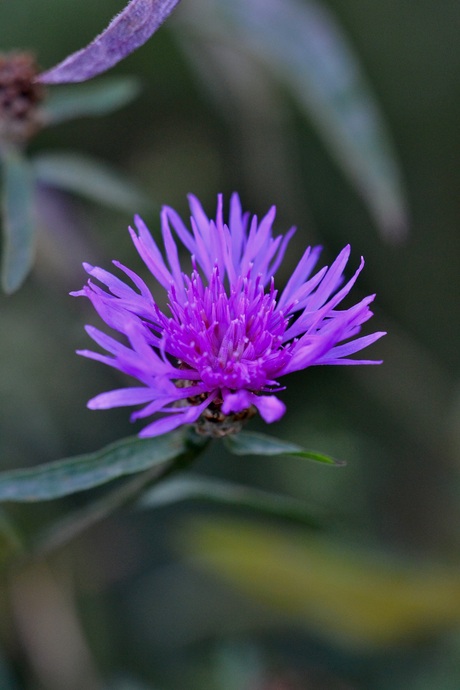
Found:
[138,475,322,527]
[39,0,182,84]
[42,77,141,124]
[0,149,35,293]
[224,431,344,466]
[33,461,177,554]
[33,152,151,213]
[179,0,408,239]
[0,430,186,503]
[32,152,151,213]
[30,432,208,554]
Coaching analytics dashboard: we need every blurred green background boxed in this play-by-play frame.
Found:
[1,1,460,688]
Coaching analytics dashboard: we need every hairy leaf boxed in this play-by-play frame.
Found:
[39,0,182,84]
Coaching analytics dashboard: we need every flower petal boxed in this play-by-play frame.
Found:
[138,393,214,437]
[87,386,158,409]
[318,331,386,364]
[251,395,286,423]
[221,389,253,415]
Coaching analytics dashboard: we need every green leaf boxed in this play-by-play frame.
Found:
[180,0,408,239]
[0,149,35,293]
[0,431,187,503]
[42,77,141,124]
[32,151,152,213]
[30,432,209,554]
[138,474,321,527]
[224,431,344,466]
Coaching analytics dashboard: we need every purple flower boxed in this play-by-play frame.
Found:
[73,194,385,437]
[39,0,181,84]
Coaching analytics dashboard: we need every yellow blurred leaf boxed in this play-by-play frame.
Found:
[180,518,460,648]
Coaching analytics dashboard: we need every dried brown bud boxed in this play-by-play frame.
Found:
[0,52,45,146]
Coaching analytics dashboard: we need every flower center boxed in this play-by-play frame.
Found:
[159,265,291,391]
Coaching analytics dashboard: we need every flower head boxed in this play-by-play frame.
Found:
[73,194,385,437]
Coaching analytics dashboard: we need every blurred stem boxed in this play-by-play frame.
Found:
[30,430,209,558]
[0,140,22,160]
